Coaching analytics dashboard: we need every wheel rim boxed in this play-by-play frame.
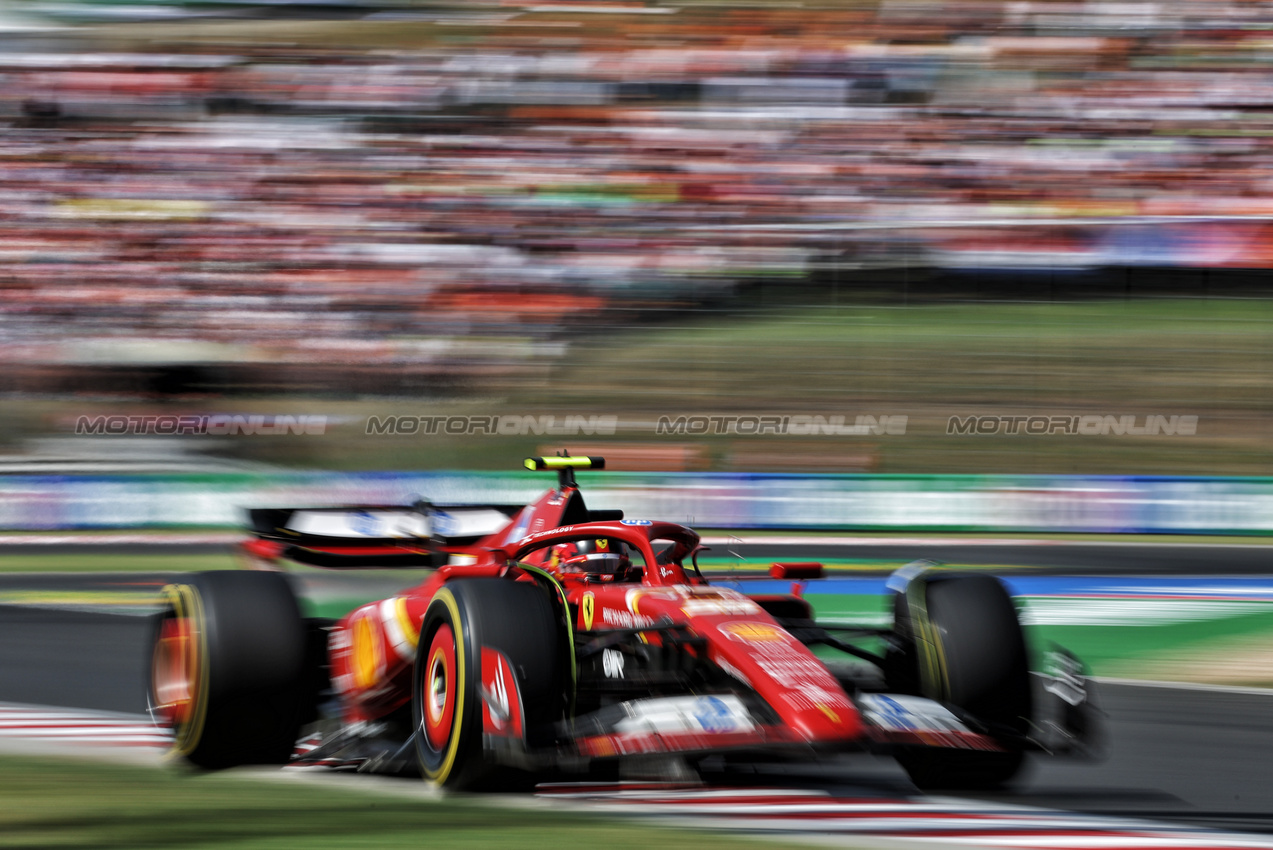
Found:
[152,616,196,727]
[423,623,457,750]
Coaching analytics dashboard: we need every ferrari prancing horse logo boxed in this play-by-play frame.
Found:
[581,592,595,631]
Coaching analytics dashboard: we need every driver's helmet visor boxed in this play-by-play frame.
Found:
[564,551,627,575]
[556,536,632,574]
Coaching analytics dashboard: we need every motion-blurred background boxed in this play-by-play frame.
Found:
[0,0,1271,497]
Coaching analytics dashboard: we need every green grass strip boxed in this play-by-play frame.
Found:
[1024,606,1273,676]
[0,553,237,574]
[803,591,1273,679]
[0,754,784,850]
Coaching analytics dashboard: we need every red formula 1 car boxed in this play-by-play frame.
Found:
[149,457,1098,790]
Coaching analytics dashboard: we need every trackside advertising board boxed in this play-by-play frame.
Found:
[0,472,1271,534]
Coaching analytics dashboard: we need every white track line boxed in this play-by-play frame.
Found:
[0,702,171,748]
[0,533,238,546]
[2,532,1266,549]
[2,701,1271,850]
[1096,678,1273,696]
[544,786,1273,849]
[698,536,1273,549]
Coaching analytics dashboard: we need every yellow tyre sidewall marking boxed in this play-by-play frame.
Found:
[515,565,576,709]
[906,577,950,702]
[424,587,466,786]
[158,583,209,759]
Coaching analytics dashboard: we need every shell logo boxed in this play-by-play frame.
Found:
[720,622,786,644]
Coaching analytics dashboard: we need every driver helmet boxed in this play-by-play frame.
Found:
[560,537,631,579]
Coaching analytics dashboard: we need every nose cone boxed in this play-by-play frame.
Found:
[625,588,865,744]
[709,619,863,742]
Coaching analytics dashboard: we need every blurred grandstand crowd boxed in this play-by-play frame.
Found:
[2,2,1273,395]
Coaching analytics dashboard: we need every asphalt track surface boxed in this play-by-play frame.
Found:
[6,597,1273,834]
[4,539,1273,837]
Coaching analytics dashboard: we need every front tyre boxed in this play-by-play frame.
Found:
[149,571,311,770]
[888,572,1032,791]
[413,579,567,790]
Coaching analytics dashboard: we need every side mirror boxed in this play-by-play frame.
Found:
[768,562,824,580]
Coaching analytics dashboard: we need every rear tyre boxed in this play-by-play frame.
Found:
[887,573,1032,791]
[413,579,567,790]
[149,571,311,769]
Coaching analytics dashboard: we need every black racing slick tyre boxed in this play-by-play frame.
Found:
[149,571,311,770]
[413,579,568,790]
[887,573,1032,791]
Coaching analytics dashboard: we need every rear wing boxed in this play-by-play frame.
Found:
[243,503,521,569]
[243,456,610,569]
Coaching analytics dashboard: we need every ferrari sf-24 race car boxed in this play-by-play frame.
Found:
[149,456,1099,790]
